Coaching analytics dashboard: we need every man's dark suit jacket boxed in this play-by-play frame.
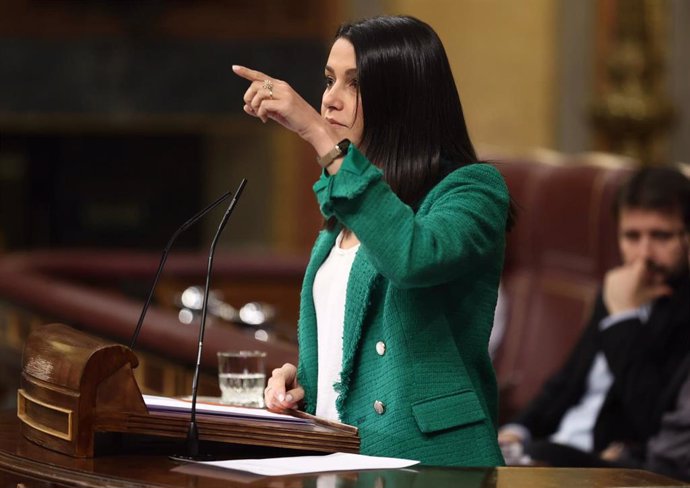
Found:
[513,274,690,453]
[645,353,690,481]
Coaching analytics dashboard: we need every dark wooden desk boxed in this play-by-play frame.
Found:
[0,412,686,488]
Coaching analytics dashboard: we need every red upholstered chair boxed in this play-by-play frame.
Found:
[492,153,633,421]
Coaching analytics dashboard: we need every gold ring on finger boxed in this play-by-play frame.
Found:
[263,79,274,99]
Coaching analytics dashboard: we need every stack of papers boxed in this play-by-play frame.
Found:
[143,395,308,424]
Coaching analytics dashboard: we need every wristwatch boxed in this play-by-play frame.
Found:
[316,139,351,168]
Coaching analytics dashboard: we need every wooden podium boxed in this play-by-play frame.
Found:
[16,324,359,458]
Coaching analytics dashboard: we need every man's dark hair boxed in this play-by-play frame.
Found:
[615,166,690,229]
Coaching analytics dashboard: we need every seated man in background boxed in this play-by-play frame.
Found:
[498,166,690,468]
[600,233,690,481]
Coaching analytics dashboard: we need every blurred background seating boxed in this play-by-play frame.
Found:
[492,152,634,421]
[0,250,304,403]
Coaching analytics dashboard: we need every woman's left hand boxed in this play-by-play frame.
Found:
[232,65,336,153]
[264,363,304,412]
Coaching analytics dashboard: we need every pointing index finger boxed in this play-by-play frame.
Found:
[232,65,269,82]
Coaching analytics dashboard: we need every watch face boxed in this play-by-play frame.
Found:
[337,139,351,153]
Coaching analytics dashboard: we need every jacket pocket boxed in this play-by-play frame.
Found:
[411,389,487,434]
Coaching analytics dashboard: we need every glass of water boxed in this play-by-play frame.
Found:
[217,351,266,407]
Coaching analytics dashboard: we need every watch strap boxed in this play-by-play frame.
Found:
[316,139,350,168]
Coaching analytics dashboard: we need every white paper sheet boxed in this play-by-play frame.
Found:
[198,452,419,476]
[143,395,308,424]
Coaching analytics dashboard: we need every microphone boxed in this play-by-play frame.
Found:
[184,178,247,459]
[129,189,234,350]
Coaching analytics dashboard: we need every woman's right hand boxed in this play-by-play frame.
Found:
[232,65,338,157]
[264,363,304,412]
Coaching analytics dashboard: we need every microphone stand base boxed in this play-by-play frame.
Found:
[169,453,221,462]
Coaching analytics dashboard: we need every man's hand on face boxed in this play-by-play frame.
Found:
[603,257,674,315]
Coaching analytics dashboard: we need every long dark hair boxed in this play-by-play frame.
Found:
[335,15,478,208]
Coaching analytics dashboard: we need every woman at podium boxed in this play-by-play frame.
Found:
[233,15,511,466]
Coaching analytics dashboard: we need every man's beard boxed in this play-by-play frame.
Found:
[648,258,690,289]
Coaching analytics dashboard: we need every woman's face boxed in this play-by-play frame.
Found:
[321,38,364,145]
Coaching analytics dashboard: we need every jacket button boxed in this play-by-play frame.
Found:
[376,341,386,356]
[373,400,385,415]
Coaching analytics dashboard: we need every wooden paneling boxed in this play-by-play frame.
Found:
[0,0,343,40]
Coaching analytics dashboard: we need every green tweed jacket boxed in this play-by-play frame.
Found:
[296,145,508,466]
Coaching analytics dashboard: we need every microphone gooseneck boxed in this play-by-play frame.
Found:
[129,190,233,350]
[186,178,247,459]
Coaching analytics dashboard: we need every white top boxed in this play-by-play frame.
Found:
[549,303,652,451]
[489,283,508,358]
[313,231,360,421]
[549,353,613,451]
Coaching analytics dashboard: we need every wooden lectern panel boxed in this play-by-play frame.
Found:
[17,324,359,458]
[18,323,147,457]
